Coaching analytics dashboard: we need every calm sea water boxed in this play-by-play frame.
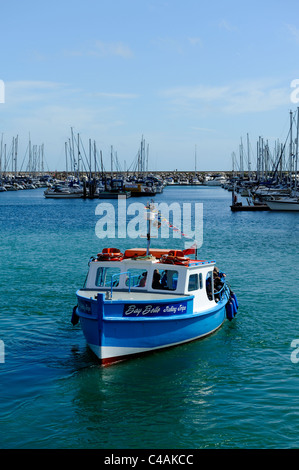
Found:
[0,185,299,449]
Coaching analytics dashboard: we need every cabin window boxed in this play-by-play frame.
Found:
[125,269,148,288]
[188,274,199,291]
[152,269,178,291]
[188,273,203,291]
[96,266,121,288]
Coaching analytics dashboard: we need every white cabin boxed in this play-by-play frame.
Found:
[83,250,219,314]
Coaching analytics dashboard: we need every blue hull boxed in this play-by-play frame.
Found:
[75,292,228,365]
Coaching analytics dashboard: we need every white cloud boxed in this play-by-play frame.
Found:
[5,81,70,105]
[285,23,299,44]
[65,41,134,59]
[92,92,139,99]
[188,37,203,47]
[92,41,133,58]
[152,37,184,54]
[161,79,290,115]
[218,19,238,32]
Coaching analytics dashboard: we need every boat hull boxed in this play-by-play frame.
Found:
[44,192,83,198]
[75,292,228,365]
[266,200,299,211]
[230,204,270,211]
[97,191,131,199]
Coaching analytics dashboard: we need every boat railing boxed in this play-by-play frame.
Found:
[189,260,216,266]
[110,272,132,299]
[214,281,230,302]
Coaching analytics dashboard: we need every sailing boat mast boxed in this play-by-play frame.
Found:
[295,107,299,194]
[0,133,3,177]
[111,145,113,182]
[247,133,251,180]
[14,135,18,176]
[65,142,68,177]
[145,201,155,255]
[289,110,293,185]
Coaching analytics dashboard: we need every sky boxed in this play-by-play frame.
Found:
[1,0,299,172]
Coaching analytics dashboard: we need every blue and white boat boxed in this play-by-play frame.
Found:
[72,244,238,366]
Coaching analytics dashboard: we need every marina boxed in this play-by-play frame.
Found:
[2,109,299,212]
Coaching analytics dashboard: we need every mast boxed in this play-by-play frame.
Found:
[231,152,235,178]
[94,140,97,179]
[261,137,265,181]
[37,145,40,175]
[11,137,14,173]
[146,143,149,172]
[14,135,18,176]
[77,133,80,179]
[65,142,68,177]
[29,134,31,174]
[71,128,75,176]
[89,138,92,181]
[145,201,154,255]
[295,107,299,194]
[41,143,44,174]
[111,145,113,182]
[4,143,6,177]
[0,133,3,177]
[247,133,251,180]
[239,137,244,178]
[290,110,293,185]
[100,150,103,177]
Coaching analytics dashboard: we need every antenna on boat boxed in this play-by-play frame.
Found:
[145,199,155,255]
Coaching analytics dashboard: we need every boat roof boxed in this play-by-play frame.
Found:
[94,248,215,268]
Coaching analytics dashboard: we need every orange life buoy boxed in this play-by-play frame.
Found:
[160,253,190,266]
[96,248,124,261]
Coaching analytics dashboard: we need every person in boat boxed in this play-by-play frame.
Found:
[152,269,161,289]
[213,267,225,301]
[214,266,226,279]
[161,270,168,288]
[206,274,212,300]
[138,272,147,287]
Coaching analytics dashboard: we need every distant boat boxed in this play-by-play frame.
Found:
[190,177,202,185]
[97,190,131,199]
[266,197,299,211]
[204,175,227,186]
[4,184,18,191]
[230,187,269,211]
[44,184,83,199]
[179,179,189,185]
[231,202,270,211]
[165,177,175,185]
[123,182,156,197]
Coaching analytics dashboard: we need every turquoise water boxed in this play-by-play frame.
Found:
[0,186,299,449]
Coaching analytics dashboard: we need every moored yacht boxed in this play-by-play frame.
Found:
[266,196,299,211]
